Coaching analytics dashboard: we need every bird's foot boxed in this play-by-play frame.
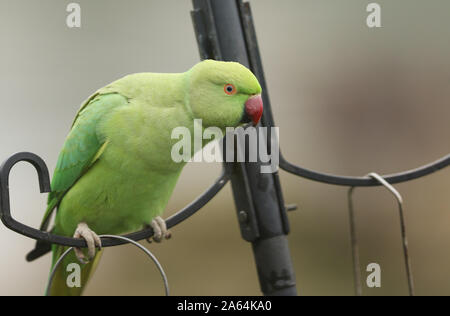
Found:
[73,222,102,264]
[147,217,171,243]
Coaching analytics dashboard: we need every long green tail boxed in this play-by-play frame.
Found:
[46,244,103,296]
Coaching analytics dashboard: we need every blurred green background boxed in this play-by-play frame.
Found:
[0,0,449,296]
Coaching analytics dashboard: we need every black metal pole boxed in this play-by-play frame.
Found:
[192,0,297,296]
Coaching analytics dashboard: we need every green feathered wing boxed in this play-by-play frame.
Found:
[37,93,128,296]
[40,93,128,231]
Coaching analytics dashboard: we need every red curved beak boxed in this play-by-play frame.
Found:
[245,94,263,126]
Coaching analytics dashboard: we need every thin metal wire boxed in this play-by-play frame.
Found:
[347,186,362,296]
[347,173,414,296]
[45,234,169,296]
[368,173,414,296]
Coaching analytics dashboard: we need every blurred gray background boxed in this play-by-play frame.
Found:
[0,0,449,296]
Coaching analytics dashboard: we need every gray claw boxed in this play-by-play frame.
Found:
[150,217,171,243]
[73,222,102,264]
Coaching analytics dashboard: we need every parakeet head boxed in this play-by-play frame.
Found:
[187,60,263,129]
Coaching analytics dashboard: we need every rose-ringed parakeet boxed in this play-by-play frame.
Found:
[32,60,263,296]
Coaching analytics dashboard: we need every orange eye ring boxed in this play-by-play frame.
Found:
[224,84,237,95]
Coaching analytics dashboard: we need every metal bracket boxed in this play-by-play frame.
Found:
[0,152,231,260]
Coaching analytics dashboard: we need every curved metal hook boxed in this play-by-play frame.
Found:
[0,152,51,237]
[347,173,414,296]
[0,152,230,252]
[45,234,169,296]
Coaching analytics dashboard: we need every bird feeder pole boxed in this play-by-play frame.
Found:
[191,0,297,296]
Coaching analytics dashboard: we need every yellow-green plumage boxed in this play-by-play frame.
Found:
[42,60,262,296]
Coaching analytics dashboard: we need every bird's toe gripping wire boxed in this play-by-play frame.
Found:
[73,222,102,264]
[147,216,172,243]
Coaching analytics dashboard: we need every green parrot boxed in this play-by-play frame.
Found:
[32,60,263,296]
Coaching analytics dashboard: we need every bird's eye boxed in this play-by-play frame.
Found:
[224,84,237,95]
